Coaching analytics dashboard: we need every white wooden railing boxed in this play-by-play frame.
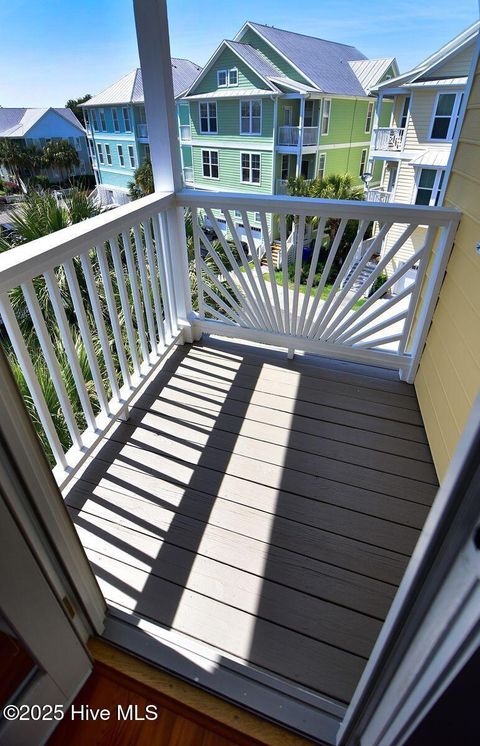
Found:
[0,188,459,487]
[179,124,191,141]
[374,127,405,151]
[183,166,194,184]
[278,125,319,146]
[303,126,319,145]
[366,189,392,203]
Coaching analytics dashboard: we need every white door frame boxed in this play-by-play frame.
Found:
[338,394,480,745]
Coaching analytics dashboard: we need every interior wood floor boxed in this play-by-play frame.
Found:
[66,337,438,707]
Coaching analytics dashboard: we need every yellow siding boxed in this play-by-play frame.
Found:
[415,56,480,481]
[431,41,475,78]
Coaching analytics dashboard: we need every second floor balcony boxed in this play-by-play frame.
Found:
[374,127,405,152]
[278,125,319,147]
[366,188,393,203]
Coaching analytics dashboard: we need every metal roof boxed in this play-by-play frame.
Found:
[409,77,468,88]
[244,22,369,96]
[226,41,285,81]
[85,59,202,106]
[186,87,274,100]
[349,58,396,94]
[0,107,84,137]
[411,150,450,168]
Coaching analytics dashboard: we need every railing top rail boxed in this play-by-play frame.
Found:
[176,189,461,226]
[0,191,174,293]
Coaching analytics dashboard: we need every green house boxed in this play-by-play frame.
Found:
[180,21,398,232]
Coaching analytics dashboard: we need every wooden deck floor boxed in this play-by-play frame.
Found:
[66,337,438,708]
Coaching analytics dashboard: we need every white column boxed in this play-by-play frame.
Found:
[296,96,305,178]
[372,93,383,150]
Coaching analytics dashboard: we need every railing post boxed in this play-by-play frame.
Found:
[133,0,194,343]
[296,97,305,177]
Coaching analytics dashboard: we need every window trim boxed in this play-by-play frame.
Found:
[317,152,326,181]
[99,108,107,132]
[365,101,374,133]
[359,148,368,177]
[400,96,410,130]
[281,154,289,181]
[122,106,132,132]
[201,149,219,179]
[128,144,136,168]
[240,152,261,185]
[239,99,262,136]
[217,69,227,88]
[91,109,99,132]
[428,91,463,142]
[112,108,120,132]
[321,98,331,136]
[199,101,218,134]
[96,143,104,164]
[105,143,112,165]
[413,167,445,206]
[228,68,238,87]
[117,144,125,167]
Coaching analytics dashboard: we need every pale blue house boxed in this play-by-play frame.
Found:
[0,107,91,183]
[83,59,201,204]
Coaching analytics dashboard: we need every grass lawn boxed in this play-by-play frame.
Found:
[263,270,366,309]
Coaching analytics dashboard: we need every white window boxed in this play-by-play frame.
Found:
[253,212,261,223]
[240,100,262,135]
[281,154,289,180]
[415,168,445,206]
[91,110,99,131]
[228,68,238,86]
[199,102,217,133]
[430,92,463,140]
[359,148,368,177]
[217,70,227,87]
[283,106,293,126]
[117,145,125,167]
[241,153,261,184]
[105,144,112,165]
[365,101,374,133]
[122,107,132,132]
[74,137,82,152]
[317,153,326,180]
[234,210,242,219]
[128,145,136,168]
[304,100,314,127]
[400,96,410,129]
[321,98,331,135]
[96,143,104,164]
[202,150,219,178]
[112,108,120,132]
[84,110,90,129]
[99,109,106,131]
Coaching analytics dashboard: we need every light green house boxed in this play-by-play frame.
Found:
[180,21,398,239]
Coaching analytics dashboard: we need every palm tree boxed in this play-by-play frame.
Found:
[128,158,154,200]
[65,94,91,127]
[0,138,25,189]
[42,139,80,184]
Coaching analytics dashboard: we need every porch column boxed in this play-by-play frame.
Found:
[296,96,305,177]
[372,93,383,150]
[133,0,195,340]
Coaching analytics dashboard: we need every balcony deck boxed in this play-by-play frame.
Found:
[65,335,438,712]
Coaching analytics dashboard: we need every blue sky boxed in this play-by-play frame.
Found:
[1,0,478,107]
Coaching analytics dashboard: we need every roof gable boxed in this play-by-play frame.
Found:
[349,58,398,95]
[0,107,84,137]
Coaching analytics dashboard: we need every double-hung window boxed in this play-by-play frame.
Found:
[400,96,410,129]
[240,100,261,135]
[128,145,136,168]
[365,101,374,133]
[122,107,132,132]
[91,109,99,131]
[202,150,219,178]
[96,143,104,164]
[241,153,260,184]
[321,99,331,135]
[84,110,90,130]
[199,102,217,133]
[217,68,238,87]
[430,93,463,140]
[217,70,227,87]
[359,148,368,177]
[415,168,445,206]
[99,109,106,131]
[228,68,238,86]
[112,108,120,132]
[117,145,125,167]
[105,144,112,165]
[317,153,326,180]
[304,100,314,127]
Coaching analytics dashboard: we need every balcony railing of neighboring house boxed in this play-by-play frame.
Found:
[183,166,194,184]
[0,188,459,491]
[366,188,392,203]
[179,124,191,142]
[137,123,148,138]
[374,127,405,151]
[278,126,319,147]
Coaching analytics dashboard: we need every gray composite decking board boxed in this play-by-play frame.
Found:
[67,471,396,619]
[174,349,421,411]
[133,377,433,463]
[200,337,417,392]
[140,368,429,444]
[68,443,410,585]
[80,549,366,703]
[68,338,438,708]
[71,511,382,657]
[127,400,437,484]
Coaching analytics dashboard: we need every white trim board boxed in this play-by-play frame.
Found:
[191,139,273,151]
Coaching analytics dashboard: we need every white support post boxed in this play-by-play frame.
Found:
[372,93,383,150]
[133,0,195,344]
[295,97,305,178]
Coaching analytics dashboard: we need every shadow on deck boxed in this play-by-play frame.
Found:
[64,336,438,734]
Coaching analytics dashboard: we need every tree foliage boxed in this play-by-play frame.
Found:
[42,139,80,182]
[65,94,92,127]
[128,158,154,200]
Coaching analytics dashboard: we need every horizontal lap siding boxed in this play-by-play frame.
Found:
[192,146,273,192]
[192,49,267,94]
[190,98,274,145]
[320,99,368,145]
[415,58,480,480]
[432,42,476,77]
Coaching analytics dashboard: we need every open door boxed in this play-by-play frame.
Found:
[0,349,106,745]
[337,395,480,746]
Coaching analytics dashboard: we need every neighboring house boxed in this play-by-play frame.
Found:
[367,21,479,270]
[83,59,201,205]
[0,107,91,183]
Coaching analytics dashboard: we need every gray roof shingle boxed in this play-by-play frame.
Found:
[246,22,368,95]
